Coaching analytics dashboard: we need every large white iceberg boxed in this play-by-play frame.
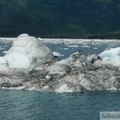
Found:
[4,34,53,71]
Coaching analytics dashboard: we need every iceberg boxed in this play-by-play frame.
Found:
[99,47,120,66]
[4,34,53,71]
[1,34,120,93]
[53,52,63,57]
[99,47,120,58]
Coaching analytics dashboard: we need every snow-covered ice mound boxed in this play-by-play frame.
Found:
[4,34,53,71]
[99,47,120,66]
[99,47,120,58]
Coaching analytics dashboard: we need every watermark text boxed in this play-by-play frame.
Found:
[100,112,120,120]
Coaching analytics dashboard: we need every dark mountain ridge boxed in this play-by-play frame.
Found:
[0,0,120,38]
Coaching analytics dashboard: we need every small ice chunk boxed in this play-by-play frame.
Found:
[34,67,44,71]
[45,75,51,80]
[3,51,8,54]
[53,52,64,57]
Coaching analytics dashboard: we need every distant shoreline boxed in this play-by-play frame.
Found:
[0,37,120,41]
[1,33,120,40]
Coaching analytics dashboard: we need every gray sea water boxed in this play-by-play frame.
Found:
[0,38,120,120]
[0,90,120,120]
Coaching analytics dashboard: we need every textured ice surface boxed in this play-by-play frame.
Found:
[99,47,120,66]
[4,34,53,71]
[53,52,64,57]
[1,37,120,92]
[99,47,120,58]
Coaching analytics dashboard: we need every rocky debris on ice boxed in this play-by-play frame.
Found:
[0,34,120,92]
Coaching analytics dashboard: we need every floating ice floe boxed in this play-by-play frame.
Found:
[1,34,120,93]
[53,52,64,57]
[3,51,8,54]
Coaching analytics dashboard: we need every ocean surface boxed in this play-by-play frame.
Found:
[0,38,120,120]
[0,90,120,120]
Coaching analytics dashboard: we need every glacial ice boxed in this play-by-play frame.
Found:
[99,47,120,58]
[53,52,63,57]
[0,57,9,72]
[4,34,53,71]
[0,57,7,66]
[5,52,31,70]
[55,84,74,93]
[99,47,120,66]
[1,35,120,93]
[47,63,71,74]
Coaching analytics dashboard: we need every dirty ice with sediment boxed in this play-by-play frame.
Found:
[0,34,120,92]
